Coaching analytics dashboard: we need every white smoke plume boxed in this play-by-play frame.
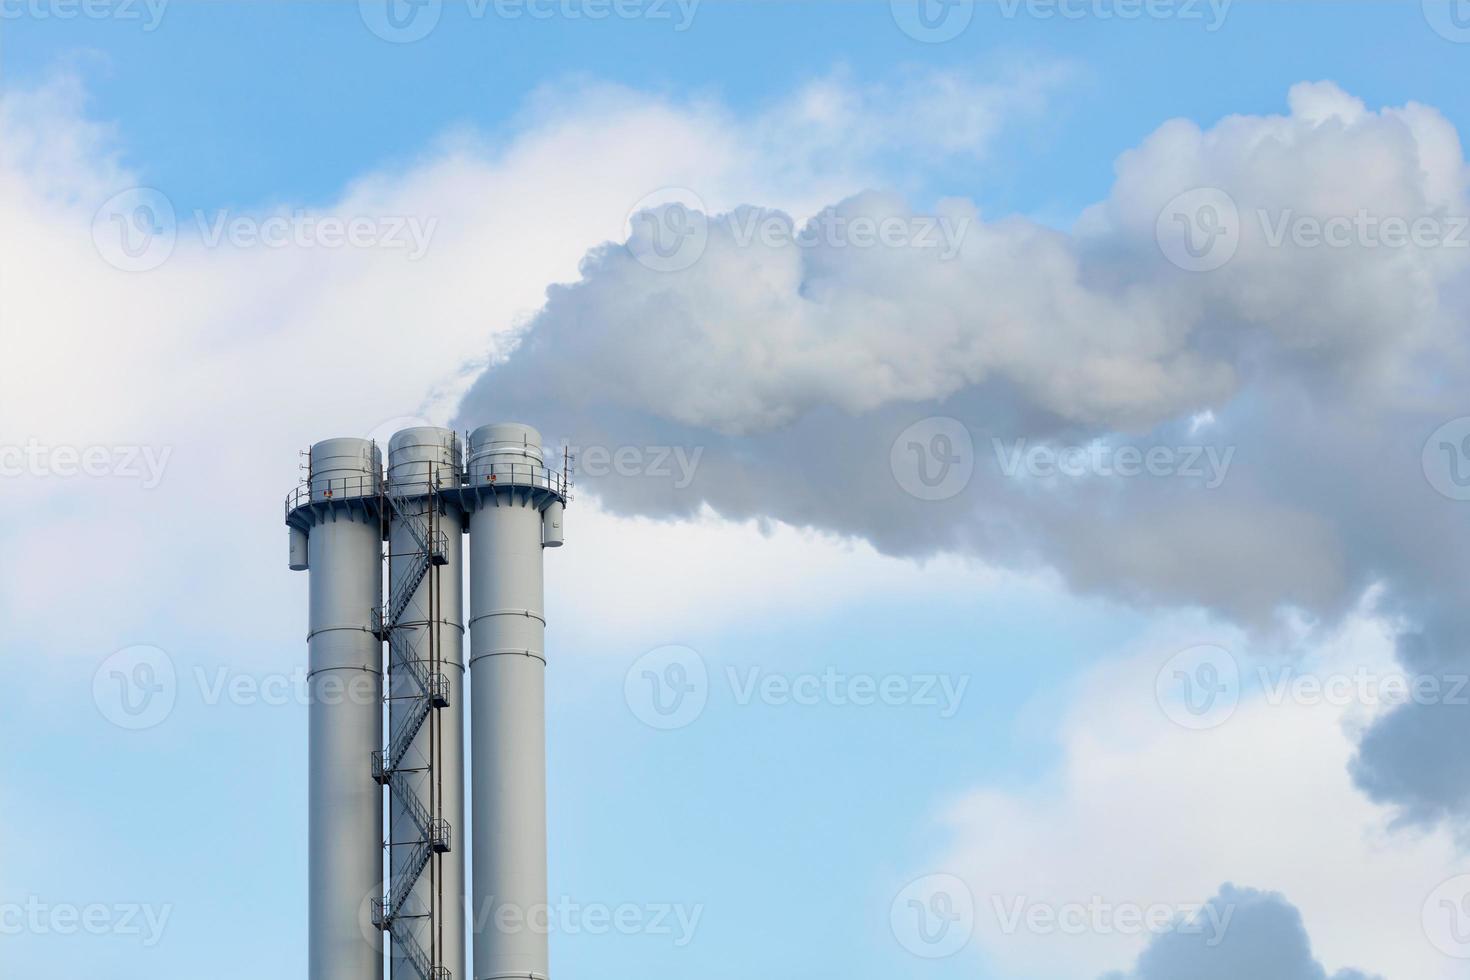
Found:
[458,82,1470,827]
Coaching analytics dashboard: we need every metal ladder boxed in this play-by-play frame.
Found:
[372,471,453,980]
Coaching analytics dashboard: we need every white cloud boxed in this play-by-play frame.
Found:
[7,65,1465,980]
[450,80,1470,826]
[933,608,1459,979]
[550,498,1009,655]
[475,80,1469,441]
[0,63,1060,660]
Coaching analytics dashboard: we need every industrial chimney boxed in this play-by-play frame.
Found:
[286,422,569,980]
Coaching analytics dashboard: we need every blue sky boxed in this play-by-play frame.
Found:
[8,2,1469,215]
[4,2,1470,979]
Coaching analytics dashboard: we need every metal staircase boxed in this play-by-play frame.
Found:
[372,467,454,980]
[388,918,451,980]
[373,634,451,780]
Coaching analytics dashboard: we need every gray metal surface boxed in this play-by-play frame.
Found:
[302,437,384,980]
[289,524,310,570]
[290,423,566,980]
[468,422,552,980]
[386,427,467,980]
[310,437,383,501]
[541,500,564,549]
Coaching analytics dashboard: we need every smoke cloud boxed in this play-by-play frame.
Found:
[457,82,1470,828]
[1099,885,1379,980]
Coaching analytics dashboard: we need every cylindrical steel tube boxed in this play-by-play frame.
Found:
[305,437,384,980]
[468,423,550,980]
[386,427,467,980]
